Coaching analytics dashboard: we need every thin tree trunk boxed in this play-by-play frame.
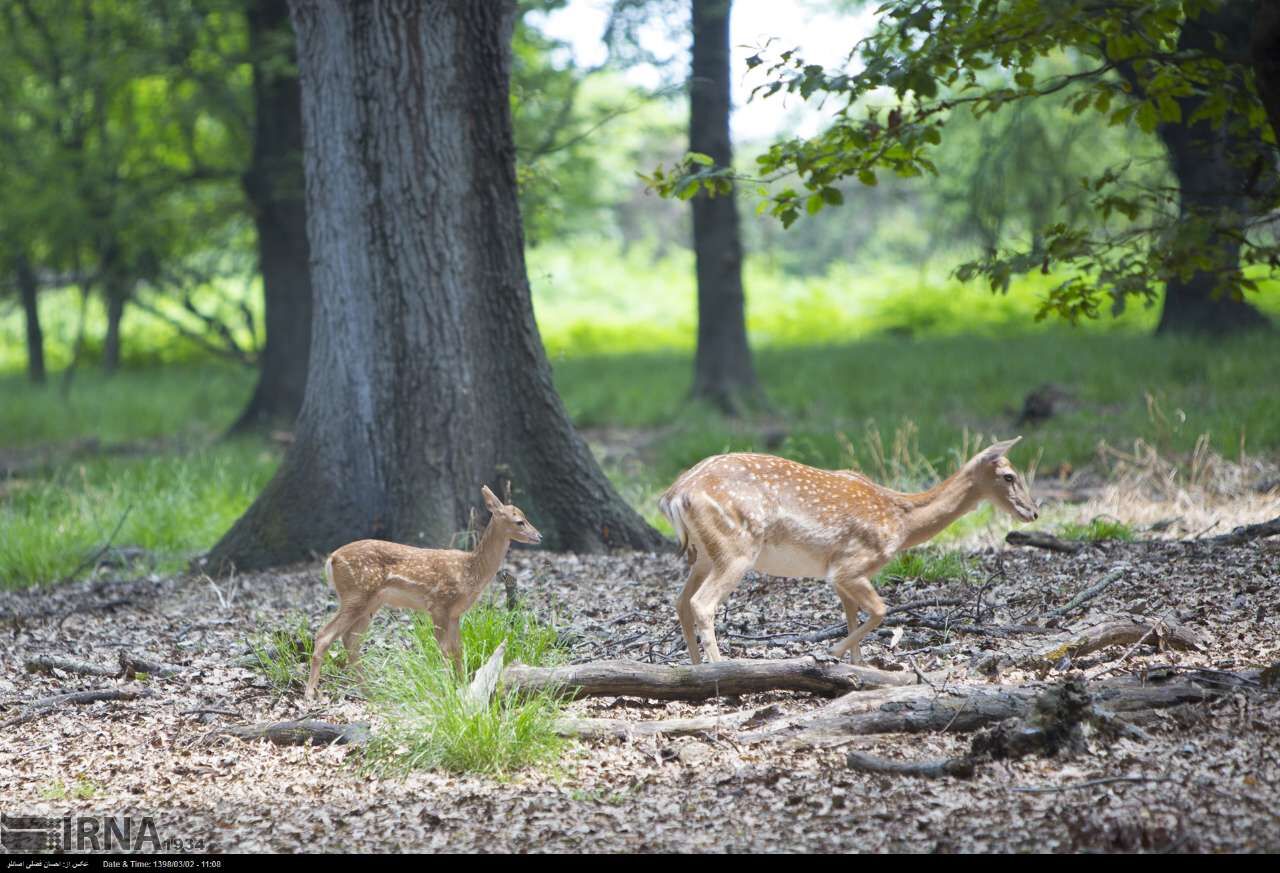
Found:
[230,0,312,434]
[102,283,126,374]
[16,254,45,385]
[689,0,761,413]
[206,0,664,572]
[1155,0,1270,335]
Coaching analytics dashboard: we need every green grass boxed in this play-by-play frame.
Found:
[1058,516,1136,542]
[250,612,349,693]
[876,548,977,586]
[361,604,569,777]
[0,440,278,589]
[0,364,253,448]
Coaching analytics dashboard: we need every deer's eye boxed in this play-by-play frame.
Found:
[1003,474,1015,483]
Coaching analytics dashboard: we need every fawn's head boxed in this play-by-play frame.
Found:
[969,437,1038,522]
[481,485,542,545]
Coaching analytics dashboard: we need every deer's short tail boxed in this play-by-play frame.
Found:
[659,489,696,562]
[323,555,335,590]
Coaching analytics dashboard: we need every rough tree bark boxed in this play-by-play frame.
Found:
[229,0,313,434]
[15,253,45,385]
[207,0,664,571]
[1155,0,1270,335]
[689,0,762,413]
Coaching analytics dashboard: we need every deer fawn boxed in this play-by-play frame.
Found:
[304,486,541,699]
[659,437,1038,665]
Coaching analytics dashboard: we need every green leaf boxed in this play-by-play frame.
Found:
[857,168,878,187]
[687,152,715,167]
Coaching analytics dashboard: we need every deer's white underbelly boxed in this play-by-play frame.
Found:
[753,542,829,579]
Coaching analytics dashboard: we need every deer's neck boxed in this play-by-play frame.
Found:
[899,468,982,548]
[464,518,511,594]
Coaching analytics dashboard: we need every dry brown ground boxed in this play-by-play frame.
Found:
[2,526,1278,853]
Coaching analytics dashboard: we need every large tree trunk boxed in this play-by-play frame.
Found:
[15,254,45,385]
[207,0,663,571]
[229,0,312,434]
[1155,1,1270,335]
[689,0,761,413]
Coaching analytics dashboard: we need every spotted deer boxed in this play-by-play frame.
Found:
[659,438,1038,665]
[304,486,541,698]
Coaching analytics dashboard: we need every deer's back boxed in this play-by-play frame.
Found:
[328,539,470,597]
[669,453,903,558]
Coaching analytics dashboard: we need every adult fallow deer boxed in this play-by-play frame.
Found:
[659,437,1037,665]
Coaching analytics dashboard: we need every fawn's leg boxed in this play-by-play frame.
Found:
[340,599,380,687]
[676,556,713,664]
[689,553,754,662]
[437,618,464,676]
[830,572,885,664]
[306,603,363,699]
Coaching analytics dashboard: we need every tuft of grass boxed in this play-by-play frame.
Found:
[41,778,101,801]
[1059,516,1136,542]
[876,548,976,586]
[249,613,348,693]
[362,603,569,777]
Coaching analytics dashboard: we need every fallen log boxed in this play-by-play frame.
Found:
[220,719,370,746]
[1204,515,1280,546]
[747,669,1250,747]
[1,687,155,729]
[1006,530,1085,554]
[118,651,184,679]
[502,655,918,701]
[846,750,975,779]
[24,654,118,678]
[1030,619,1203,670]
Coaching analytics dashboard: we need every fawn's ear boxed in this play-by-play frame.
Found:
[481,485,503,511]
[980,436,1022,464]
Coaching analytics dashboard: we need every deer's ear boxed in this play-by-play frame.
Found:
[481,485,503,511]
[981,436,1022,464]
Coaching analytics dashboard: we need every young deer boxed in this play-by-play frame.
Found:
[659,437,1038,665]
[304,486,541,699]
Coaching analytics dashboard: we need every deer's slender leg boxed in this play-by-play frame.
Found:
[689,553,755,662]
[438,618,464,676]
[340,599,380,685]
[676,556,713,664]
[306,602,364,699]
[830,572,885,664]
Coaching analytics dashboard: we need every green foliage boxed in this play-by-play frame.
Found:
[647,0,1278,322]
[362,604,569,776]
[1059,517,1136,542]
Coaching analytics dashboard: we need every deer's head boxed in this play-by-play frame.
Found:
[482,485,542,545]
[970,437,1038,522]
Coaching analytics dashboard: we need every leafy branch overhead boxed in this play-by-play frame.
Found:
[642,0,1280,323]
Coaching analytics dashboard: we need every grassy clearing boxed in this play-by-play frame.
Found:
[0,440,278,589]
[0,364,253,448]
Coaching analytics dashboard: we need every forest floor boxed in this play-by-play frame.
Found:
[2,513,1279,853]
